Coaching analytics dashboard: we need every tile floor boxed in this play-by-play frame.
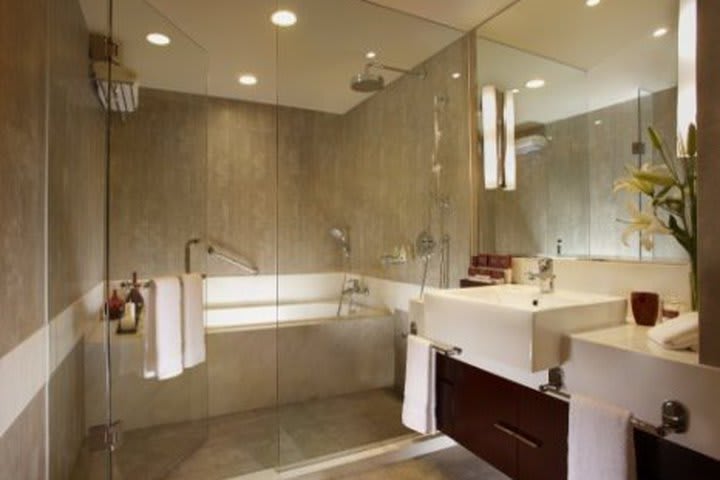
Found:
[72,388,411,480]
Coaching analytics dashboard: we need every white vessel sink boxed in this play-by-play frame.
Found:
[422,284,626,372]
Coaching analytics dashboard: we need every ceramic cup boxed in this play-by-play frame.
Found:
[631,291,660,326]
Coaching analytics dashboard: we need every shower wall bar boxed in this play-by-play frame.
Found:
[207,245,259,275]
[185,238,259,275]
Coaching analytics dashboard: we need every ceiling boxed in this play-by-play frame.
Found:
[476,0,679,124]
[365,0,520,31]
[478,0,678,71]
[79,0,463,114]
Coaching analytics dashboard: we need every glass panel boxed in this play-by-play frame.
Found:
[47,0,111,478]
[103,0,211,478]
[276,0,465,467]
[109,1,283,478]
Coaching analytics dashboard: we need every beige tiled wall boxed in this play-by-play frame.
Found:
[48,0,105,319]
[109,36,473,290]
[0,0,106,477]
[0,0,49,477]
[0,391,46,480]
[109,88,208,280]
[0,0,47,360]
[49,344,85,480]
[298,37,473,287]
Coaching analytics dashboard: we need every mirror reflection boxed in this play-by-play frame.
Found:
[475,0,684,261]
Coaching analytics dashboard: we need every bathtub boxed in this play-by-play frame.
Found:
[91,274,405,429]
[205,300,388,331]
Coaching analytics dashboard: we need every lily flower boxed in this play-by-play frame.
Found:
[632,163,675,187]
[620,202,671,251]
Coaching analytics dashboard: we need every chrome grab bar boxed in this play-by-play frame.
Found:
[185,238,259,275]
[185,238,201,274]
[207,245,259,275]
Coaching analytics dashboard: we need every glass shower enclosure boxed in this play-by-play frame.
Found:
[67,0,470,478]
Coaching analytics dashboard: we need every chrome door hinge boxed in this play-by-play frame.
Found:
[632,141,646,155]
[88,420,124,452]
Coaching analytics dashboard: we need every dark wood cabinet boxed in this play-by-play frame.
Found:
[437,355,720,479]
[436,355,568,480]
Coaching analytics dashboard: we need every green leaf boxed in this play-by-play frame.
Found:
[648,127,663,151]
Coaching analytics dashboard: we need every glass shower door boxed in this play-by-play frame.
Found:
[101,0,211,478]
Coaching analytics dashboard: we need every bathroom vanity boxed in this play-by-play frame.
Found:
[435,352,720,480]
[436,354,568,480]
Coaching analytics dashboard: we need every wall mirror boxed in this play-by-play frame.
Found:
[474,0,685,262]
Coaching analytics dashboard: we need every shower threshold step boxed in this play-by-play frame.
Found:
[225,433,456,480]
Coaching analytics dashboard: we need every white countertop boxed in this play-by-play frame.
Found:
[571,323,702,368]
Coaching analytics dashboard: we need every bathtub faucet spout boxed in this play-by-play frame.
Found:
[339,278,369,315]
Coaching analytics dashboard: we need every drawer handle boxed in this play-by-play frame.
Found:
[493,422,517,438]
[493,422,541,449]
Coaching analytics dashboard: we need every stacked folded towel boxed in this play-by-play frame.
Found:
[647,311,699,351]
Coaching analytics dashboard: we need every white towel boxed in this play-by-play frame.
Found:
[180,273,206,368]
[648,312,699,350]
[402,335,436,434]
[144,277,183,380]
[568,394,636,480]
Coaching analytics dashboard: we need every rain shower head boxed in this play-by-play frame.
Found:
[350,61,425,92]
[350,71,385,92]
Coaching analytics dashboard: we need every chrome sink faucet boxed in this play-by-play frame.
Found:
[527,257,556,294]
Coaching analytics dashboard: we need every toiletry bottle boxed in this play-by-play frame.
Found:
[126,272,145,319]
[107,289,125,321]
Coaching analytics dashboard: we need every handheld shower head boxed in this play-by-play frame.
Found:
[329,227,351,257]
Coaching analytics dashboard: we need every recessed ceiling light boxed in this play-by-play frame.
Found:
[366,51,377,59]
[238,74,258,86]
[585,0,601,6]
[653,27,669,38]
[511,88,520,94]
[594,119,603,125]
[451,72,462,79]
[271,10,297,27]
[525,78,545,89]
[146,33,171,46]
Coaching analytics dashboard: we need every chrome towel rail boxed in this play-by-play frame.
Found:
[402,322,462,357]
[431,343,463,357]
[540,367,689,438]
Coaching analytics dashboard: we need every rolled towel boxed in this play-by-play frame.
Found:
[647,311,699,350]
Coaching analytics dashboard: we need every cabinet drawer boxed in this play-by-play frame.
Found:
[515,387,568,480]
